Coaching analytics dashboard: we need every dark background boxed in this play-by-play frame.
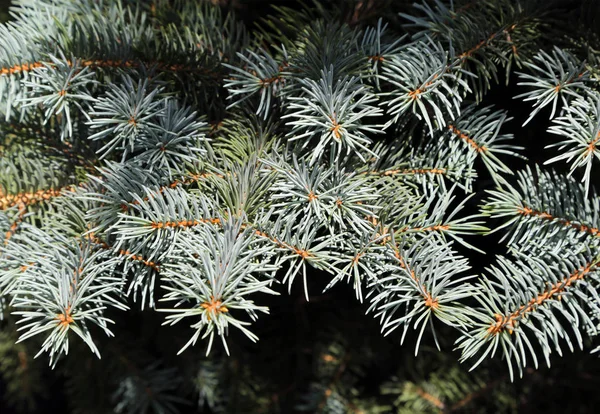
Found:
[1,1,600,413]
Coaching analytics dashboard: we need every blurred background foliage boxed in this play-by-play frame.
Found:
[0,0,9,21]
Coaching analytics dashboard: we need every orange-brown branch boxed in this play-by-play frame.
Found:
[117,249,160,271]
[56,306,74,328]
[459,37,493,59]
[256,61,289,87]
[150,217,221,229]
[487,262,595,335]
[553,70,588,95]
[392,245,407,269]
[251,227,313,260]
[415,386,445,410]
[393,247,439,309]
[15,234,159,284]
[259,74,284,87]
[376,223,449,250]
[517,206,600,237]
[369,167,447,176]
[398,224,451,233]
[88,234,160,272]
[201,296,229,320]
[3,205,26,246]
[371,221,442,309]
[585,132,600,156]
[329,119,343,140]
[1,58,220,79]
[4,219,20,246]
[410,268,439,309]
[0,62,45,76]
[321,353,338,363]
[125,172,217,210]
[367,54,385,62]
[0,186,72,210]
[504,29,518,57]
[408,73,439,100]
[458,24,517,60]
[149,215,314,262]
[448,124,487,153]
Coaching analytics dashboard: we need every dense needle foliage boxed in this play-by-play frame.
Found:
[2,0,600,413]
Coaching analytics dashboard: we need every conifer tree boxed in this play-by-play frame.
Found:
[1,0,600,412]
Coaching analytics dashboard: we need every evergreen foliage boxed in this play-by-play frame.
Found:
[1,0,600,412]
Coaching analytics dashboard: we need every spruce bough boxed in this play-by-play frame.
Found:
[1,0,600,412]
